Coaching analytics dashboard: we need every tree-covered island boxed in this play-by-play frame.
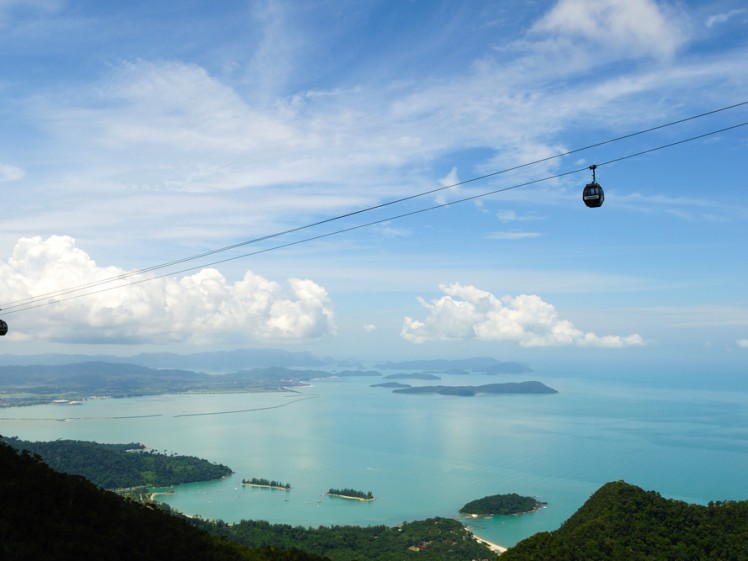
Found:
[242,477,291,490]
[326,488,375,501]
[460,493,545,517]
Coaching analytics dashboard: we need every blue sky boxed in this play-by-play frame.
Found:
[0,0,746,362]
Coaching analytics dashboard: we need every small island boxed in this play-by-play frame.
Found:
[393,381,557,396]
[370,382,411,389]
[460,493,545,516]
[383,373,441,380]
[325,488,375,501]
[242,477,290,490]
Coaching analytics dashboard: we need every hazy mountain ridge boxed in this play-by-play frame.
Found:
[0,348,329,370]
[0,363,329,406]
[0,354,546,407]
[374,357,532,373]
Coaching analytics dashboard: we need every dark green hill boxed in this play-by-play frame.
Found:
[0,442,325,561]
[501,481,748,561]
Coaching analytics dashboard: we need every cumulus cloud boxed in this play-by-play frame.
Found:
[401,283,645,347]
[533,0,686,59]
[0,236,336,344]
[738,339,748,348]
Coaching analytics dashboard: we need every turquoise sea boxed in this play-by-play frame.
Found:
[1,359,747,548]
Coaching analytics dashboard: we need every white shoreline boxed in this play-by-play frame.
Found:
[472,534,508,554]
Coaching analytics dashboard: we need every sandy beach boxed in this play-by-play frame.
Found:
[472,534,508,554]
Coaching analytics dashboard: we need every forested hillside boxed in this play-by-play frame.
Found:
[194,518,497,561]
[1,436,232,488]
[501,481,748,561]
[0,442,324,561]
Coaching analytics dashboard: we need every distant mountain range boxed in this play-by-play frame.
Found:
[0,351,544,407]
[0,348,329,370]
[0,351,532,375]
[0,362,334,406]
[374,357,532,374]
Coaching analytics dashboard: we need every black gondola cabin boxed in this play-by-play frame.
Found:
[582,165,604,208]
[582,181,604,208]
[0,320,7,336]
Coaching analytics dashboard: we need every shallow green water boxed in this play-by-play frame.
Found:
[2,363,746,548]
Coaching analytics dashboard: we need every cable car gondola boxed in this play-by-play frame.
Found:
[582,164,604,208]
[0,319,7,336]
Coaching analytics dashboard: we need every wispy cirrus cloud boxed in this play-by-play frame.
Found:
[706,9,746,28]
[486,231,542,240]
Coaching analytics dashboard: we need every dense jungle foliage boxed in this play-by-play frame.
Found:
[501,480,748,561]
[193,517,497,561]
[460,493,542,515]
[1,436,232,489]
[0,442,324,561]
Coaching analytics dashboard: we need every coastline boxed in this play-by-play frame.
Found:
[466,526,508,554]
[471,533,508,554]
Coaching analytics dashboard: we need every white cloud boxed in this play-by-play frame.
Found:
[0,163,24,182]
[706,9,746,28]
[486,231,542,240]
[737,339,748,348]
[435,166,461,205]
[496,210,543,223]
[363,323,377,333]
[533,0,687,59]
[401,282,645,347]
[0,236,336,344]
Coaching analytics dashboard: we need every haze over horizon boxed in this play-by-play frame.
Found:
[1,0,746,364]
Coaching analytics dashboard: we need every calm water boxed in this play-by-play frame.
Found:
[1,362,746,548]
